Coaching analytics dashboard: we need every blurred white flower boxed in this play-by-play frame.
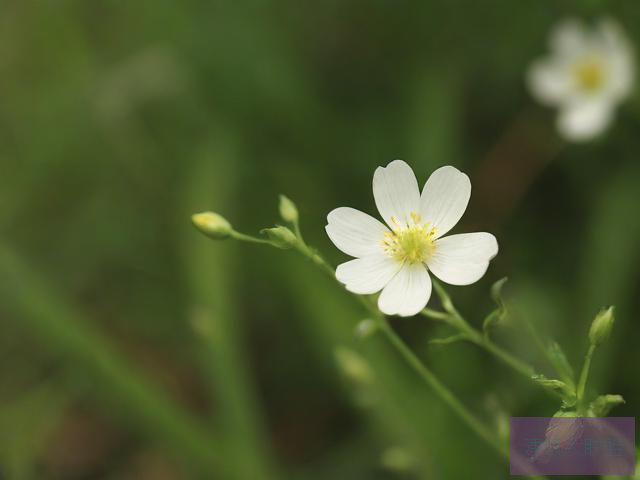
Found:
[528,18,634,142]
[326,160,498,317]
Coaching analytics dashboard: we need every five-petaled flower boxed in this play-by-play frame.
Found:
[528,18,634,142]
[325,160,498,317]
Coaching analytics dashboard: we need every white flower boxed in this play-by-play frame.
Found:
[325,160,498,317]
[528,18,634,142]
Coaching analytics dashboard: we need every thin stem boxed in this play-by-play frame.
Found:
[377,317,509,459]
[230,231,273,245]
[244,228,540,393]
[420,308,535,380]
[422,307,450,321]
[293,220,305,245]
[472,334,536,378]
[289,244,510,459]
[234,233,546,478]
[577,344,596,413]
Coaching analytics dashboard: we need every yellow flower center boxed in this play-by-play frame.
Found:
[573,58,606,93]
[381,212,437,264]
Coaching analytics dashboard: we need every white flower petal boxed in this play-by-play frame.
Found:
[419,166,471,239]
[326,207,389,258]
[427,232,498,286]
[373,159,421,228]
[557,101,612,142]
[377,263,431,317]
[598,19,635,100]
[550,19,589,56]
[527,58,573,105]
[335,254,401,295]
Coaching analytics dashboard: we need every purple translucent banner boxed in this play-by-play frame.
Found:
[510,417,635,475]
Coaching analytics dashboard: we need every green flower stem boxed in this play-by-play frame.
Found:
[0,244,226,477]
[421,293,537,383]
[292,219,305,245]
[472,333,536,378]
[288,241,511,460]
[376,317,509,458]
[230,230,273,245]
[576,344,597,414]
[227,231,547,478]
[422,307,450,321]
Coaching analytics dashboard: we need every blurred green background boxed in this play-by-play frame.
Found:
[1,1,639,479]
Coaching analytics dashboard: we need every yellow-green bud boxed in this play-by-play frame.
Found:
[381,447,414,472]
[278,194,299,223]
[334,347,374,385]
[191,212,232,239]
[354,319,377,339]
[262,226,297,249]
[189,308,220,343]
[589,306,615,346]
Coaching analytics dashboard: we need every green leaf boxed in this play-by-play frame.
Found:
[482,277,508,338]
[546,341,576,390]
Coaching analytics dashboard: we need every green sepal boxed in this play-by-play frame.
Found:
[532,373,576,404]
[261,226,298,249]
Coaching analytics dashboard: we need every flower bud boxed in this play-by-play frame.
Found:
[334,347,374,385]
[278,194,299,223]
[191,212,233,239]
[381,447,414,472]
[262,226,298,249]
[354,319,377,339]
[589,306,615,346]
[542,416,583,454]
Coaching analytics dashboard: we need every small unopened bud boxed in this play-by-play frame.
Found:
[262,226,297,249]
[532,375,567,391]
[381,447,414,472]
[354,319,377,339]
[191,212,232,239]
[543,416,583,453]
[189,307,219,343]
[589,306,615,346]
[334,347,374,385]
[278,194,299,223]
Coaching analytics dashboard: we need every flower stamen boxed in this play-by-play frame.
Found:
[381,212,437,264]
[573,58,606,93]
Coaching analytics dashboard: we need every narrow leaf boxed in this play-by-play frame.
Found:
[547,341,576,389]
[483,277,508,337]
[429,333,467,347]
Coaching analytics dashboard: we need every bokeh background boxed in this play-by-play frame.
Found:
[1,1,639,479]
